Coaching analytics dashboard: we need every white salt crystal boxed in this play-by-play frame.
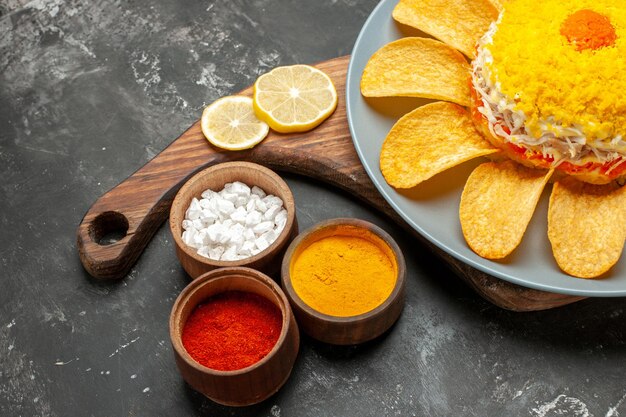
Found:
[220,191,238,204]
[263,195,283,208]
[234,196,248,208]
[253,221,274,235]
[244,228,256,241]
[255,235,270,252]
[197,246,210,258]
[201,209,218,222]
[255,199,267,213]
[217,199,235,215]
[201,189,217,199]
[206,223,221,244]
[218,231,231,245]
[213,222,230,244]
[239,241,255,256]
[264,205,281,221]
[186,198,201,220]
[251,185,266,198]
[246,199,256,212]
[193,230,207,247]
[192,219,203,230]
[228,181,251,197]
[182,230,196,247]
[275,208,287,225]
[189,197,201,211]
[276,218,286,234]
[261,230,276,243]
[181,220,194,230]
[229,224,245,249]
[201,216,216,228]
[230,206,247,223]
[230,234,244,250]
[245,210,263,227]
[221,245,239,261]
[208,246,225,260]
[230,222,245,237]
[204,198,218,213]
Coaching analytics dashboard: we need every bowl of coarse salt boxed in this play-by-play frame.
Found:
[169,161,298,279]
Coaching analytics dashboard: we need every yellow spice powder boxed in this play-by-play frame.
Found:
[487,0,626,141]
[290,231,397,317]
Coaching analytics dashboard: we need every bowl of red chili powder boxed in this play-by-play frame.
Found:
[169,266,299,406]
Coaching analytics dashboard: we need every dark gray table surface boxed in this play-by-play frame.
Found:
[2,1,626,416]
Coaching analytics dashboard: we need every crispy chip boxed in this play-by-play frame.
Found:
[548,178,626,278]
[361,37,471,106]
[392,0,499,58]
[380,102,498,188]
[460,161,552,259]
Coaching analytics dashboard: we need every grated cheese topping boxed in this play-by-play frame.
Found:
[472,0,626,167]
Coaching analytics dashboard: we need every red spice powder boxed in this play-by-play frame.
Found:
[182,291,282,371]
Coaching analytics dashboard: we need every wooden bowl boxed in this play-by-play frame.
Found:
[281,218,406,345]
[169,161,298,279]
[169,267,300,406]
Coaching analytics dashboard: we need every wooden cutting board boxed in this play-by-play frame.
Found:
[76,56,586,312]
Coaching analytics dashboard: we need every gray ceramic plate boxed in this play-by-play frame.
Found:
[346,0,626,296]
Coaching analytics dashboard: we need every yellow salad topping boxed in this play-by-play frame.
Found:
[486,0,626,141]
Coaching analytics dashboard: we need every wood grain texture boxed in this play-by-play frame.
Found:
[76,55,585,311]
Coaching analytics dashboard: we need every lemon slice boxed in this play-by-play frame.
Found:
[253,65,338,133]
[201,96,270,150]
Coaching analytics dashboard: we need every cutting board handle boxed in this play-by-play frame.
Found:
[76,123,229,279]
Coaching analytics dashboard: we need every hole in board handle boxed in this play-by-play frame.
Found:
[89,211,129,246]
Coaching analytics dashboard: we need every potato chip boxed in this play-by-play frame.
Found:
[361,37,471,106]
[459,161,552,259]
[380,102,498,188]
[392,0,499,58]
[548,178,626,278]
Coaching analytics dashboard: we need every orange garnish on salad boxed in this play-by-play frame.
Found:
[560,9,617,52]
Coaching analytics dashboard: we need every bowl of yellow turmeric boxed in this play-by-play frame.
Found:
[280,218,406,345]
